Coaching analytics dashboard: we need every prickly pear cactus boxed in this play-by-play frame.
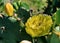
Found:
[0,0,60,43]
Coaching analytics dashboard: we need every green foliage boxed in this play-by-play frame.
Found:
[8,17,17,23]
[50,33,60,43]
[13,2,19,10]
[12,1,30,12]
[22,0,48,14]
[55,9,60,25]
[21,2,30,11]
[0,0,60,43]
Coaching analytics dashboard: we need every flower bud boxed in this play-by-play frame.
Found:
[5,3,14,16]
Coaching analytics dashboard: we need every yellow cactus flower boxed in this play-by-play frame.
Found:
[5,3,14,16]
[25,14,53,37]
